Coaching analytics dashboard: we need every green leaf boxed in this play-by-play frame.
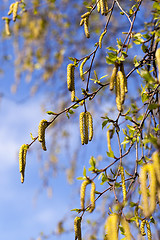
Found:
[77,176,86,180]
[72,104,79,109]
[115,182,120,188]
[89,156,96,168]
[83,166,86,177]
[148,103,159,110]
[130,202,137,207]
[70,208,81,212]
[46,111,57,115]
[106,151,114,158]
[125,116,132,121]
[68,109,74,114]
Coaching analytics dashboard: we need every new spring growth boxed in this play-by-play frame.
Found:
[80,57,88,81]
[104,213,118,240]
[110,62,118,91]
[155,48,160,82]
[19,144,29,183]
[99,30,107,48]
[38,119,48,151]
[80,12,90,38]
[2,17,11,36]
[79,112,93,145]
[140,164,156,218]
[74,217,82,240]
[120,165,127,202]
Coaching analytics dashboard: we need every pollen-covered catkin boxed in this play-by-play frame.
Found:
[96,0,100,12]
[120,62,128,93]
[71,89,75,102]
[155,48,160,82]
[152,151,160,183]
[13,2,19,21]
[19,144,29,183]
[110,62,118,91]
[140,220,146,236]
[140,164,156,218]
[74,217,82,240]
[120,165,127,201]
[80,58,88,81]
[81,12,90,19]
[99,0,108,15]
[86,112,93,141]
[117,70,125,104]
[79,112,85,145]
[99,30,107,48]
[121,218,131,240]
[38,119,48,151]
[84,17,90,38]
[67,64,75,91]
[104,214,118,240]
[116,72,122,112]
[146,220,152,240]
[80,180,90,210]
[2,17,11,36]
[88,181,96,213]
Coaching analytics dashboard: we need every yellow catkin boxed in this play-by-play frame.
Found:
[120,165,127,201]
[115,72,122,112]
[2,17,11,36]
[104,214,118,240]
[80,18,84,26]
[13,2,19,22]
[121,218,131,240]
[38,119,48,151]
[84,17,90,38]
[105,0,108,13]
[117,70,125,104]
[86,112,93,142]
[110,62,118,91]
[152,151,160,183]
[74,217,82,240]
[81,12,90,19]
[80,57,88,81]
[100,0,107,15]
[97,0,101,12]
[140,164,156,218]
[140,220,146,236]
[134,205,139,227]
[80,180,90,210]
[146,220,152,240]
[107,130,112,153]
[88,181,96,213]
[120,62,128,93]
[8,3,15,15]
[67,63,75,91]
[79,112,85,145]
[155,48,160,82]
[19,144,29,183]
[71,89,75,102]
[99,30,107,48]
[84,112,89,144]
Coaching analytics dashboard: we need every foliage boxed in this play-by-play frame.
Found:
[1,0,160,239]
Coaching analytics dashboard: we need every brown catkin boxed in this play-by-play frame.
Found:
[121,218,131,240]
[155,48,160,82]
[107,130,112,153]
[120,62,128,93]
[13,2,19,21]
[67,64,75,91]
[84,112,89,144]
[115,72,122,112]
[140,164,156,218]
[120,165,127,201]
[74,217,82,240]
[88,181,96,212]
[140,220,146,236]
[117,70,125,104]
[86,112,93,141]
[110,62,118,91]
[104,214,118,240]
[80,58,88,81]
[80,180,90,210]
[146,220,152,240]
[84,17,90,38]
[38,119,48,151]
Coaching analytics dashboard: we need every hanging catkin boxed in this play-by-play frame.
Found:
[121,218,131,240]
[120,165,127,201]
[104,214,118,240]
[74,217,82,240]
[67,63,75,91]
[155,48,160,82]
[38,119,48,151]
[80,179,90,210]
[19,144,29,183]
[88,181,96,213]
[80,58,88,81]
[110,62,118,91]
[140,164,156,218]
[120,62,128,93]
[99,30,107,48]
[86,112,93,141]
[115,72,122,112]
